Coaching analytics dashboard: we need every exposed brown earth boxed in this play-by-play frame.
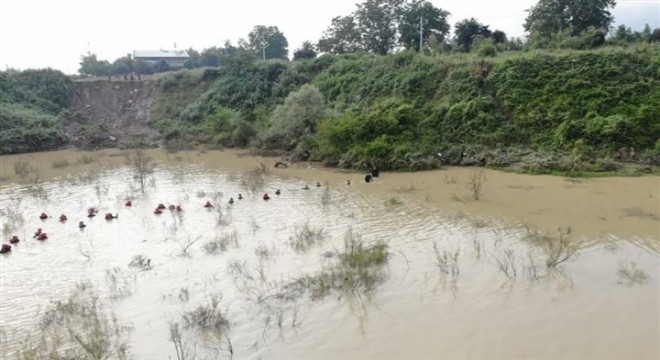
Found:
[65,80,160,149]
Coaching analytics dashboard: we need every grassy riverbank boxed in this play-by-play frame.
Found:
[2,45,659,174]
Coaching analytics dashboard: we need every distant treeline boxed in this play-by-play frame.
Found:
[77,0,660,77]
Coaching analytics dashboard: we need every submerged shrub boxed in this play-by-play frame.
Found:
[290,221,327,252]
[18,282,131,359]
[182,295,229,334]
[283,229,388,300]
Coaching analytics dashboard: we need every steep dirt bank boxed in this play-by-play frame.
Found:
[65,80,160,149]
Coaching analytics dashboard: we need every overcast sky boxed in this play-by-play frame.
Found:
[1,0,658,74]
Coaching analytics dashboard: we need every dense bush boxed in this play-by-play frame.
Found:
[0,103,67,153]
[0,68,70,113]
[153,45,659,168]
[0,69,70,153]
[261,84,328,151]
[489,47,659,153]
[5,45,657,171]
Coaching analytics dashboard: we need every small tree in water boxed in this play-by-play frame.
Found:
[129,151,154,193]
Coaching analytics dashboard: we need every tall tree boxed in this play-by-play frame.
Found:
[184,48,201,69]
[133,59,155,74]
[640,24,652,40]
[355,0,405,55]
[293,41,318,60]
[524,0,616,38]
[222,40,237,56]
[650,28,660,42]
[200,47,221,67]
[155,60,170,73]
[318,16,363,54]
[111,54,133,75]
[79,54,111,76]
[491,30,507,44]
[247,25,289,60]
[454,18,492,51]
[397,0,450,51]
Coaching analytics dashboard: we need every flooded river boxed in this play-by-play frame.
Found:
[0,149,658,359]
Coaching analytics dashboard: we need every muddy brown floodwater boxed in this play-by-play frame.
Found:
[0,148,658,359]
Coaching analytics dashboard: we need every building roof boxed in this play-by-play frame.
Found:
[133,50,189,59]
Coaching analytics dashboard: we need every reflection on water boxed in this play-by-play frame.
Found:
[0,149,658,359]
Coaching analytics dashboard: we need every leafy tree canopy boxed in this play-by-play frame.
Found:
[184,48,201,69]
[355,0,404,55]
[454,18,492,51]
[248,25,289,60]
[318,16,364,54]
[318,0,450,55]
[492,30,507,44]
[293,41,318,60]
[200,47,221,67]
[524,0,616,39]
[133,60,155,75]
[0,68,70,112]
[398,0,450,51]
[111,54,133,75]
[265,84,328,150]
[79,54,112,76]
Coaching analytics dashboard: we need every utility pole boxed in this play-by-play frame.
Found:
[419,16,424,52]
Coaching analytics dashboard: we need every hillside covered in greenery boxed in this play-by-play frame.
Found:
[152,44,660,171]
[1,45,659,174]
[0,69,70,153]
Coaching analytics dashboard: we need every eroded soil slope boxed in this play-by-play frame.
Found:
[66,80,160,148]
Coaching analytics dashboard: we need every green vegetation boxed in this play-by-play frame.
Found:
[0,69,70,153]
[247,25,289,60]
[2,0,658,173]
[525,0,614,46]
[319,0,452,55]
[17,282,130,360]
[290,221,327,252]
[3,44,659,173]
[153,44,660,171]
[283,229,388,300]
[170,295,233,360]
[525,226,579,268]
[140,0,658,172]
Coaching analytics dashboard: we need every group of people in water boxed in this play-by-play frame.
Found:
[1,170,381,254]
[153,203,183,215]
[0,207,124,253]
